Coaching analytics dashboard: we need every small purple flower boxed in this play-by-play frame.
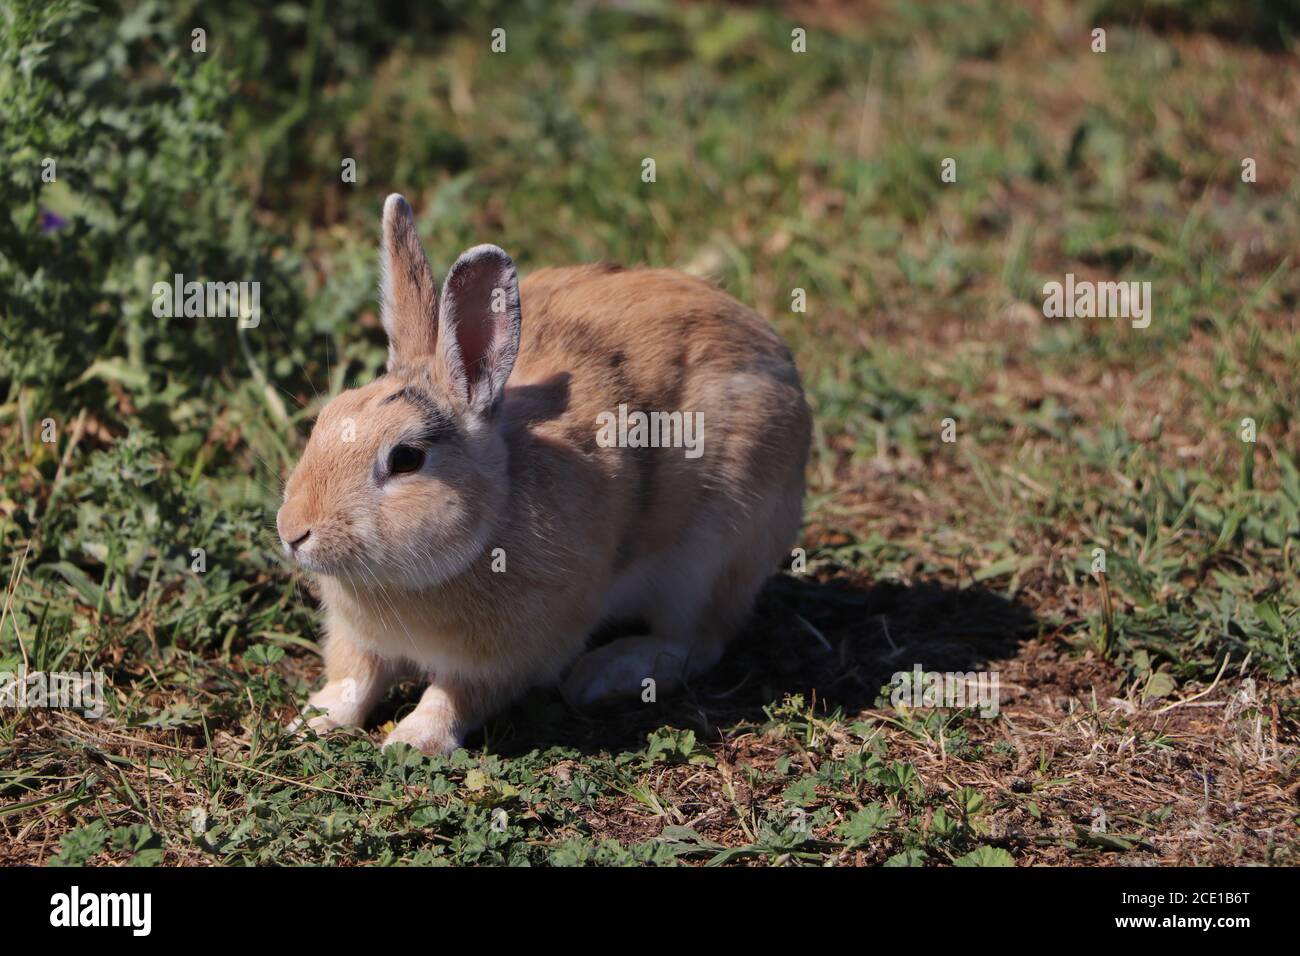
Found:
[40,207,68,234]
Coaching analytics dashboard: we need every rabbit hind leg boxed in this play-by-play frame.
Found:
[561,522,771,709]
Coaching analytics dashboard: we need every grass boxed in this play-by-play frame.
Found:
[1,0,1298,866]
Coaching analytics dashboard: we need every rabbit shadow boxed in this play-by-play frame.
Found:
[482,570,1042,758]
[505,372,572,427]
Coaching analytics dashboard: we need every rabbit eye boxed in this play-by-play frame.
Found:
[387,444,425,476]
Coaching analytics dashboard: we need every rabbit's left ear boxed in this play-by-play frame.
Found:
[436,244,521,415]
[379,194,439,369]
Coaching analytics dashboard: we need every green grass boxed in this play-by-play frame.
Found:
[1,0,1298,865]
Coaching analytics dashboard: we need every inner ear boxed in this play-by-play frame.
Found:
[379,194,438,369]
[437,244,521,414]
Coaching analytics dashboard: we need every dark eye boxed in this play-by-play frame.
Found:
[387,444,425,476]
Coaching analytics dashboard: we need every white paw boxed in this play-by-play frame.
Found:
[288,682,367,735]
[382,710,461,755]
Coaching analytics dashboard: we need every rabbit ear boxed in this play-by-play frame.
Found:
[436,244,521,415]
[379,194,439,369]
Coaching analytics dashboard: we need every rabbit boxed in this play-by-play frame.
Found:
[277,193,810,754]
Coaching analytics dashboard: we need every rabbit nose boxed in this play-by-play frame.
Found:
[277,512,312,552]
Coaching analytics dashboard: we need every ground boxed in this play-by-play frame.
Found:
[0,1,1297,865]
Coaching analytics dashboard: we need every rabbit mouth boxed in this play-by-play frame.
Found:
[283,535,354,577]
[283,541,325,573]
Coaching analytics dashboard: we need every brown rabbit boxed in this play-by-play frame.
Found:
[278,194,810,754]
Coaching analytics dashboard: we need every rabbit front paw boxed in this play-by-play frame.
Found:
[288,680,370,735]
[382,708,461,755]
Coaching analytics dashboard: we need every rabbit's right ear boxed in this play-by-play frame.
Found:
[379,194,439,370]
[436,244,521,417]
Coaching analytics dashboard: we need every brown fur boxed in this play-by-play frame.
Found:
[279,195,810,752]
